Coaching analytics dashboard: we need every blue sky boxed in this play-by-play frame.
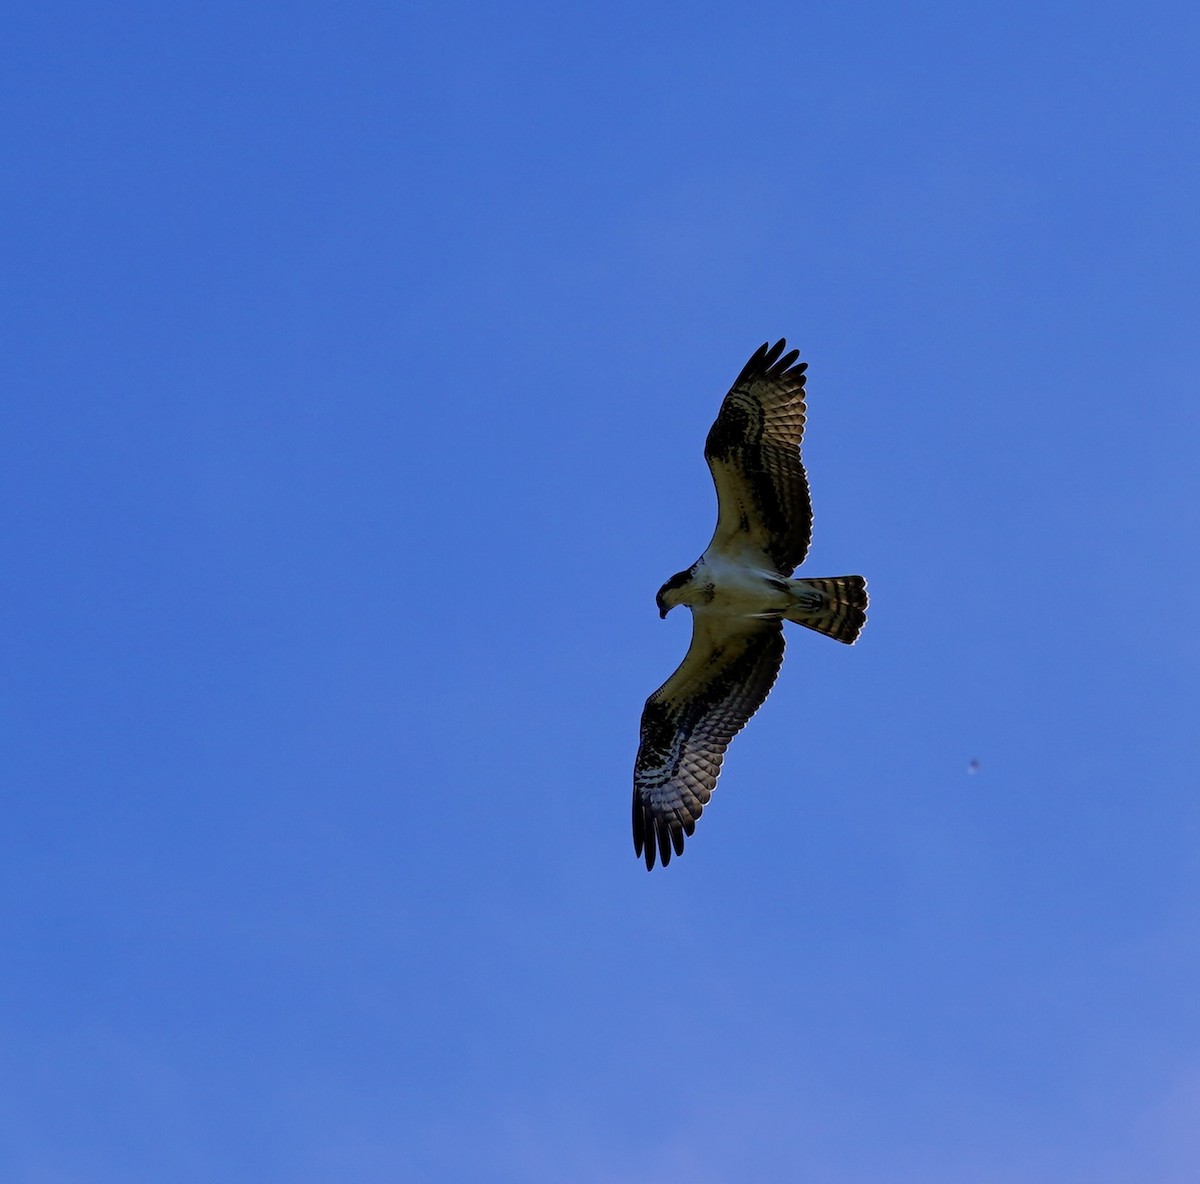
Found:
[3,2,1199,1180]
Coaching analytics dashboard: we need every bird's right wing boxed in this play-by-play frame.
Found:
[633,617,785,870]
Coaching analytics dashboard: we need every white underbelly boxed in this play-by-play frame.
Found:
[696,554,789,616]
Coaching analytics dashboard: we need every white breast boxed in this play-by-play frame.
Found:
[694,550,791,617]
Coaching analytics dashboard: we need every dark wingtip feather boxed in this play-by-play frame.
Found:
[656,820,672,868]
[760,339,786,372]
[733,338,807,386]
[634,795,661,870]
[634,812,692,870]
[770,348,802,377]
[733,341,772,386]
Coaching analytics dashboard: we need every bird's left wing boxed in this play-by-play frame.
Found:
[633,617,785,870]
[704,339,812,574]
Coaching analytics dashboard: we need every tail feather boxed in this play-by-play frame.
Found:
[785,576,868,644]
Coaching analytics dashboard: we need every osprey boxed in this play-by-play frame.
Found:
[633,339,867,870]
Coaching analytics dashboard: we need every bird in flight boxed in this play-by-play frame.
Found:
[633,339,867,870]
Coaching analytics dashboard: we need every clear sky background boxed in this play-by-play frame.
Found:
[3,3,1199,1181]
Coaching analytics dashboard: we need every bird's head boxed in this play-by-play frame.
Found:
[655,568,694,619]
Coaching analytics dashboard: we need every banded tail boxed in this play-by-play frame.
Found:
[784,576,868,644]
